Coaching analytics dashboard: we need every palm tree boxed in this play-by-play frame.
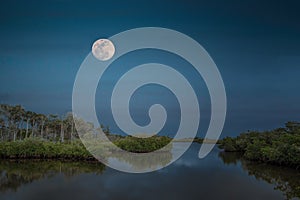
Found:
[24,111,31,138]
[48,114,60,141]
[6,105,23,141]
[64,112,76,141]
[37,114,47,139]
[27,111,38,138]
[60,115,65,143]
[0,105,8,141]
[0,118,5,141]
[13,105,25,141]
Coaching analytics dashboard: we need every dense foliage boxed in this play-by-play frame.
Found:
[0,104,110,142]
[0,139,93,160]
[0,136,173,159]
[219,122,300,169]
[113,135,172,153]
[0,104,199,158]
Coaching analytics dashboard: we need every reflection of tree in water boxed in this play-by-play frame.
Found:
[219,151,300,200]
[110,150,173,171]
[0,160,105,192]
[244,162,300,200]
[218,151,243,165]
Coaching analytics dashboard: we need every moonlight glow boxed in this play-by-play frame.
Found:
[92,39,115,61]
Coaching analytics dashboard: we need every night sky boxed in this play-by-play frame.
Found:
[0,0,299,137]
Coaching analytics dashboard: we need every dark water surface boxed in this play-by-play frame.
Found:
[0,143,299,200]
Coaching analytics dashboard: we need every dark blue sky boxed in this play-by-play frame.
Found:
[0,0,300,137]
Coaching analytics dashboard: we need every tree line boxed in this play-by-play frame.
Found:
[0,104,80,142]
[0,104,110,142]
[219,121,300,169]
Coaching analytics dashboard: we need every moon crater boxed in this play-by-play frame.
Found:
[92,39,115,61]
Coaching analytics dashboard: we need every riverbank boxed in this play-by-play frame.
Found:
[218,122,300,169]
[0,139,93,160]
[0,135,172,160]
[1,144,299,200]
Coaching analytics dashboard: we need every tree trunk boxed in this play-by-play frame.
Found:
[41,120,44,139]
[31,120,35,138]
[45,126,48,141]
[18,121,23,140]
[60,122,64,143]
[71,121,74,141]
[13,130,16,141]
[26,119,29,138]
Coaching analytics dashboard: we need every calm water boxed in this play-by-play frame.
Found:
[0,143,299,200]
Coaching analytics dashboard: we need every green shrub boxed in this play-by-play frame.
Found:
[114,135,172,153]
[218,122,300,169]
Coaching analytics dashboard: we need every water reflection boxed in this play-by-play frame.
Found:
[107,150,172,172]
[0,145,299,200]
[219,151,300,199]
[0,160,105,192]
[105,142,191,172]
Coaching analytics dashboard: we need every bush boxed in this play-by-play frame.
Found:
[114,135,172,153]
[218,122,300,169]
[0,139,93,160]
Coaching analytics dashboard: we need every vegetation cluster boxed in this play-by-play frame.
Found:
[219,122,300,169]
[0,104,174,158]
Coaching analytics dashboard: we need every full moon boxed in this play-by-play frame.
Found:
[92,39,115,61]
